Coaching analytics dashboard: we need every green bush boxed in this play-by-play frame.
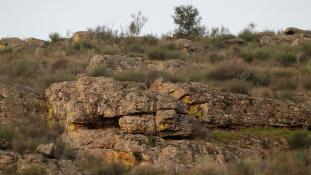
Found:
[302,76,311,90]
[19,166,47,175]
[245,71,271,86]
[90,66,111,77]
[112,71,145,82]
[128,43,145,53]
[271,78,297,91]
[147,47,182,60]
[208,53,224,63]
[223,79,252,95]
[238,29,259,42]
[72,40,94,51]
[49,32,61,43]
[7,58,39,78]
[253,47,272,60]
[287,132,311,149]
[0,46,13,55]
[279,52,297,66]
[0,116,63,154]
[239,48,254,62]
[76,154,127,175]
[207,62,249,81]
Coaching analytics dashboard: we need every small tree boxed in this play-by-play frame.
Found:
[129,11,148,36]
[172,5,204,39]
[49,32,61,43]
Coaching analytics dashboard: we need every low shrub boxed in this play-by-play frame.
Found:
[90,66,111,77]
[19,165,47,175]
[207,61,249,81]
[287,132,311,149]
[270,78,297,91]
[208,53,224,63]
[238,30,259,42]
[223,79,252,95]
[245,71,271,86]
[302,76,311,90]
[190,123,211,140]
[0,116,64,154]
[127,43,145,53]
[239,48,254,62]
[72,40,94,51]
[75,154,127,175]
[278,52,297,66]
[146,47,182,60]
[6,58,39,78]
[49,32,61,43]
[112,71,145,82]
[0,46,13,55]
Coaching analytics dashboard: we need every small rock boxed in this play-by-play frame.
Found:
[36,143,57,158]
[0,138,10,150]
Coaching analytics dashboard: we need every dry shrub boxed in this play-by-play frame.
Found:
[223,79,252,95]
[207,61,249,81]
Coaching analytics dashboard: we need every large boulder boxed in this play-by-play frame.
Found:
[46,77,311,168]
[46,77,311,131]
[36,143,57,158]
[46,77,191,137]
[0,85,46,124]
[86,55,199,74]
[25,37,46,48]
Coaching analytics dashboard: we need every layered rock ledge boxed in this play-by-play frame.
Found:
[45,77,311,167]
[86,55,200,74]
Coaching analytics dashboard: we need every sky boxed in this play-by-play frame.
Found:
[1,0,311,40]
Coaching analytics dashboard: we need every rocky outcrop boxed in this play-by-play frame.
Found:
[86,55,199,74]
[46,77,191,137]
[0,37,25,49]
[25,37,46,48]
[284,27,311,36]
[259,28,311,46]
[0,85,46,124]
[72,31,94,43]
[46,77,310,168]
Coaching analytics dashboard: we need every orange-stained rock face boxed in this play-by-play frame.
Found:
[45,76,311,168]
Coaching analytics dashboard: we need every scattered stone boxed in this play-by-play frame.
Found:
[36,143,57,158]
